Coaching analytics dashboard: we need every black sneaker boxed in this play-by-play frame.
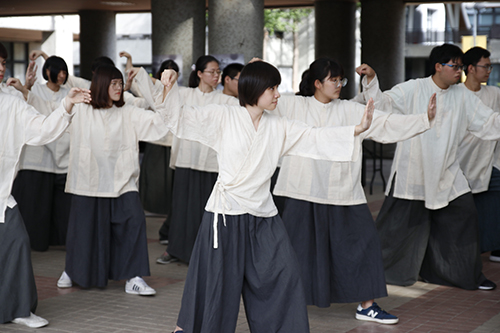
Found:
[489,250,500,263]
[478,279,497,291]
[355,302,399,324]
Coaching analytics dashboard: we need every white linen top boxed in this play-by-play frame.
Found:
[273,95,431,205]
[163,83,361,247]
[362,75,500,209]
[457,83,500,193]
[0,90,74,222]
[64,99,170,198]
[134,67,239,171]
[18,83,70,173]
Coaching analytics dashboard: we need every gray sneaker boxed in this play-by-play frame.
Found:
[156,252,179,264]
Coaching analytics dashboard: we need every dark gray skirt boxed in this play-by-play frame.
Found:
[282,198,387,306]
[177,212,309,333]
[376,185,484,290]
[65,192,150,288]
[11,170,71,251]
[167,168,218,263]
[0,206,38,323]
[139,143,174,215]
[474,167,500,253]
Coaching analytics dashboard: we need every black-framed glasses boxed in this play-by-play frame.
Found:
[475,64,494,72]
[441,63,464,71]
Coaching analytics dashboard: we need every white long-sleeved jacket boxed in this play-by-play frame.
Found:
[362,75,500,209]
[457,83,500,193]
[273,95,431,205]
[0,90,74,222]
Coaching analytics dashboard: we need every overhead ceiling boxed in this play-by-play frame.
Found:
[0,0,317,17]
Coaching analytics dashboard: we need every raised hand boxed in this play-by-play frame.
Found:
[29,50,48,61]
[355,64,376,84]
[67,87,91,105]
[7,77,29,100]
[355,98,374,136]
[25,61,38,90]
[120,51,133,72]
[161,69,178,88]
[427,93,436,121]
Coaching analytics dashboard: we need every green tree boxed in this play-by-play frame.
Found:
[264,8,312,91]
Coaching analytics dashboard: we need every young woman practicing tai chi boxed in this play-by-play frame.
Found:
[156,60,374,333]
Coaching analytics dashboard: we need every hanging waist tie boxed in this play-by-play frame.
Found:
[213,181,231,249]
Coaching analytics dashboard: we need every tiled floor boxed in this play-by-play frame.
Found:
[3,159,500,332]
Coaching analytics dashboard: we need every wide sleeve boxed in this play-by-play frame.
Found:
[363,109,431,143]
[128,105,171,142]
[281,117,359,162]
[466,91,500,141]
[361,74,410,115]
[23,98,74,146]
[64,75,91,90]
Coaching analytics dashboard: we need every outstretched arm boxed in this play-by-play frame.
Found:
[29,50,49,61]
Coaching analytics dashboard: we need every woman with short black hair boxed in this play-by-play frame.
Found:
[157,60,374,333]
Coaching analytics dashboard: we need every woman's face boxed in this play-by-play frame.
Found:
[198,61,221,88]
[47,69,67,86]
[108,78,123,103]
[315,74,343,102]
[257,85,280,111]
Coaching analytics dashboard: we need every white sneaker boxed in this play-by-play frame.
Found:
[125,276,156,296]
[12,312,49,328]
[57,271,72,288]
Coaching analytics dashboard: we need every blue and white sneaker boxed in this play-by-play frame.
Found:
[355,302,399,324]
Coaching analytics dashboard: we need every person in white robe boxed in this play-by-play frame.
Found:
[458,47,500,262]
[0,41,89,329]
[158,61,374,333]
[360,43,498,291]
[273,57,435,324]
[11,56,72,251]
[132,55,239,265]
[55,65,171,296]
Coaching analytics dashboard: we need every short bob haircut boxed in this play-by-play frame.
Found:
[0,42,7,60]
[221,62,244,86]
[238,61,281,107]
[464,47,491,75]
[298,57,344,97]
[155,59,180,79]
[42,56,69,85]
[90,65,125,109]
[428,43,463,76]
[188,55,219,88]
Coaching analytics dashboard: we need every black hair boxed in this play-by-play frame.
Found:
[155,59,180,79]
[238,61,281,107]
[188,55,219,88]
[42,56,68,84]
[428,44,464,75]
[221,63,244,86]
[0,42,7,59]
[297,58,344,96]
[90,65,124,109]
[463,47,491,75]
[91,56,115,73]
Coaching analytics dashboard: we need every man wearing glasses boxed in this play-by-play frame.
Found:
[458,47,500,265]
[359,43,498,291]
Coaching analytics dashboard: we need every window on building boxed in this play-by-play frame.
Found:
[1,42,29,83]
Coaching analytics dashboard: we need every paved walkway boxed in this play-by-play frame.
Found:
[3,160,500,332]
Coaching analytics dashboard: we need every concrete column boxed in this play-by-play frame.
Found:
[361,0,405,91]
[315,0,357,99]
[79,10,116,80]
[208,0,264,62]
[151,0,206,86]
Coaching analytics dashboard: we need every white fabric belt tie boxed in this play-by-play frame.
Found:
[213,181,231,249]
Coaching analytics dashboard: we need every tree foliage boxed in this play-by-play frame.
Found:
[264,8,313,35]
